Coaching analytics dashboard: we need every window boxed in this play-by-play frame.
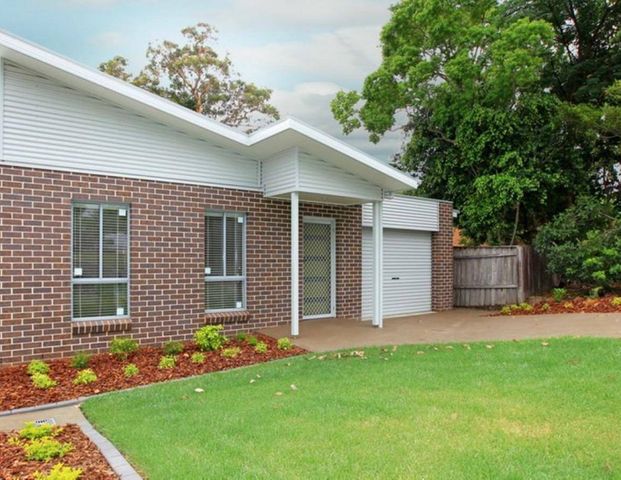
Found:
[205,212,245,311]
[72,203,129,319]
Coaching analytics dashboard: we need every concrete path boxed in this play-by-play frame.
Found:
[261,309,621,352]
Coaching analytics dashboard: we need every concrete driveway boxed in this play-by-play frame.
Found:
[260,309,621,352]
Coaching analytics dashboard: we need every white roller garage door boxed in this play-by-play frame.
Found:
[362,227,432,319]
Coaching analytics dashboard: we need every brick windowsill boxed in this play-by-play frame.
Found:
[72,318,132,335]
[204,310,252,325]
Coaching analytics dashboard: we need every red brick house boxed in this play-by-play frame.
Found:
[0,31,453,365]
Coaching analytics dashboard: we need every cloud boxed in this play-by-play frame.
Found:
[61,0,122,5]
[89,31,124,48]
[211,0,392,30]
[271,82,403,163]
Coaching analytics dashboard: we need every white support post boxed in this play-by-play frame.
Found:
[372,200,383,328]
[291,191,300,336]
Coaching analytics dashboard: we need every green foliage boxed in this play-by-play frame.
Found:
[109,337,139,360]
[99,23,279,132]
[70,352,91,370]
[245,335,258,347]
[221,347,241,358]
[163,341,184,356]
[500,306,512,315]
[191,352,206,364]
[194,325,227,351]
[612,297,621,307]
[589,287,604,298]
[331,0,621,244]
[24,437,73,461]
[235,332,248,342]
[518,303,533,312]
[552,288,568,302]
[73,369,97,386]
[254,342,268,354]
[32,373,57,390]
[276,337,293,351]
[158,355,176,370]
[27,360,50,376]
[19,422,58,440]
[123,363,140,378]
[535,197,621,289]
[34,463,83,480]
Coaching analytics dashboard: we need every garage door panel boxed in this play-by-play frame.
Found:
[362,228,432,319]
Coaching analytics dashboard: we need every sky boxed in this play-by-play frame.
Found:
[0,0,403,162]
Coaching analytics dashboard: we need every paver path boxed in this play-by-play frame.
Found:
[261,309,621,351]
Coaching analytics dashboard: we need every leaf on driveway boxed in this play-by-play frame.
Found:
[541,342,550,347]
[194,388,204,393]
[290,384,298,391]
[275,391,283,396]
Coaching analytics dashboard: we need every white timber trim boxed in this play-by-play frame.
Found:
[291,191,300,336]
[0,56,4,161]
[372,200,384,328]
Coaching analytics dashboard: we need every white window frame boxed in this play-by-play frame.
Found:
[71,202,130,321]
[205,211,247,312]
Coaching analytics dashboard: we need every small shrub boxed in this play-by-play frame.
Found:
[589,286,604,298]
[563,301,575,310]
[246,335,258,346]
[72,369,97,386]
[235,332,248,342]
[277,337,293,350]
[109,337,138,360]
[34,463,83,480]
[24,438,73,461]
[612,296,621,307]
[158,355,176,369]
[70,352,91,370]
[508,304,520,312]
[19,422,58,440]
[500,306,512,315]
[163,340,184,356]
[27,360,50,376]
[255,341,268,354]
[123,363,139,378]
[194,325,226,351]
[32,373,57,390]
[541,303,550,312]
[191,352,205,364]
[221,347,241,358]
[518,302,533,312]
[552,288,567,303]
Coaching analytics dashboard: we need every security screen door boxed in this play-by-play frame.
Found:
[303,218,335,318]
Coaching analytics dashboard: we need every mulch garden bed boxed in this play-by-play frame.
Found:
[492,295,621,316]
[0,424,118,479]
[0,333,305,412]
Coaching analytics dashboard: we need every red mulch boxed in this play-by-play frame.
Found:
[0,334,305,411]
[492,295,621,316]
[0,424,118,479]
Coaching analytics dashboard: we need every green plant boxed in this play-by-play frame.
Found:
[191,352,206,364]
[254,341,268,354]
[589,287,603,298]
[19,422,58,440]
[32,373,57,390]
[34,463,83,480]
[194,325,226,351]
[163,341,184,356]
[500,306,512,315]
[541,303,550,312]
[73,369,97,386]
[70,352,91,370]
[246,335,258,346]
[123,363,140,378]
[27,360,50,376]
[235,332,248,342]
[612,297,621,307]
[221,347,241,358]
[158,355,176,369]
[277,337,293,350]
[552,288,568,303]
[563,301,575,310]
[109,337,139,360]
[518,303,533,312]
[24,437,73,461]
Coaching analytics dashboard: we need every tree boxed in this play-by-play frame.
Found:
[331,0,620,244]
[99,23,279,132]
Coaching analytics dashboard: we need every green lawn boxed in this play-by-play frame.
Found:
[82,338,621,479]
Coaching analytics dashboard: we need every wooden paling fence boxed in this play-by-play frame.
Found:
[453,245,552,307]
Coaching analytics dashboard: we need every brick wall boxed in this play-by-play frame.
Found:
[431,201,454,310]
[1,165,361,365]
